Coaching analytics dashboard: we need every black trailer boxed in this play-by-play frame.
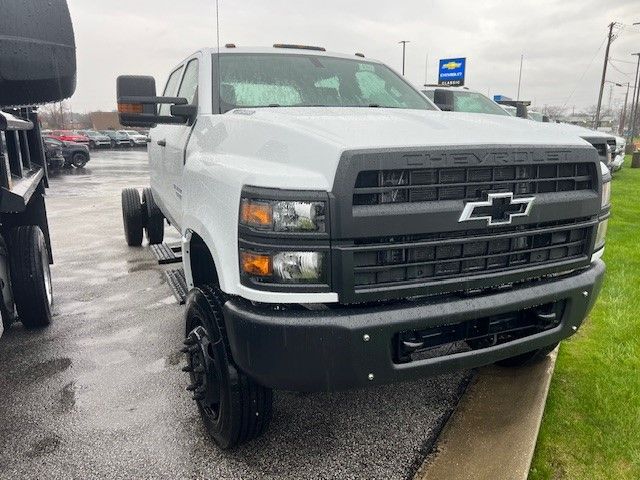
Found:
[0,0,77,336]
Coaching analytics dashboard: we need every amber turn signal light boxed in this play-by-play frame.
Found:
[118,103,143,114]
[240,199,273,228]
[240,251,272,277]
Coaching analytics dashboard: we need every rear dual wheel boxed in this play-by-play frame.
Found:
[8,226,53,329]
[121,187,164,246]
[183,285,273,448]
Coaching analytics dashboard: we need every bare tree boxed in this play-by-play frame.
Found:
[39,101,71,129]
[542,105,567,120]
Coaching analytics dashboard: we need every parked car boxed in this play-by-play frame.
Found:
[42,136,66,168]
[100,130,130,148]
[611,135,626,171]
[118,130,148,147]
[117,45,607,448]
[49,129,90,145]
[43,136,90,168]
[78,130,111,149]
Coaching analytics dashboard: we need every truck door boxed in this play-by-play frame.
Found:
[149,64,183,224]
[161,57,199,229]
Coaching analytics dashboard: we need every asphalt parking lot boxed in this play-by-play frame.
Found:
[0,150,471,480]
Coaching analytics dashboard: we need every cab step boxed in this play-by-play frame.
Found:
[165,268,188,305]
[150,242,182,264]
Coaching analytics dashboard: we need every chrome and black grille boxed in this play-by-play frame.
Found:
[353,163,596,205]
[350,218,594,288]
[330,146,602,303]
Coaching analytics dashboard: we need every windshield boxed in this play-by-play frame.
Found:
[215,53,437,112]
[528,111,544,122]
[449,91,511,116]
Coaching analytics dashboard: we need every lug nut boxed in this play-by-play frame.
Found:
[582,291,589,297]
[368,373,374,381]
[363,334,370,342]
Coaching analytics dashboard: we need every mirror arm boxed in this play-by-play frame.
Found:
[118,95,187,105]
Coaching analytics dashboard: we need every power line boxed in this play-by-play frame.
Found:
[560,34,608,109]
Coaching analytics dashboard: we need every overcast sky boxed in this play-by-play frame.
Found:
[67,0,640,114]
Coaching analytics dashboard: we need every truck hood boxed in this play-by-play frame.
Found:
[234,107,592,149]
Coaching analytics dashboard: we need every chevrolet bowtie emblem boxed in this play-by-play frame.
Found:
[459,192,535,226]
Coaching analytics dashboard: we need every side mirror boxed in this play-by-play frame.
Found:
[433,89,455,112]
[116,75,196,127]
[515,103,528,119]
[0,0,76,106]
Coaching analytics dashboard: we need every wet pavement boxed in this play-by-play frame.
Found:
[0,150,471,480]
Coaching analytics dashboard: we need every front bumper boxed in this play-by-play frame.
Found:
[224,260,605,392]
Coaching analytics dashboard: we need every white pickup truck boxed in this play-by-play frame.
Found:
[117,45,608,448]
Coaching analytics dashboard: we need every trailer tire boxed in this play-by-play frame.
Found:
[183,285,273,449]
[121,188,144,246]
[495,342,559,368]
[142,187,164,245]
[0,235,16,329]
[9,226,53,329]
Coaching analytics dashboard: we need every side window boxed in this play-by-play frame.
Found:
[159,66,184,116]
[177,59,199,106]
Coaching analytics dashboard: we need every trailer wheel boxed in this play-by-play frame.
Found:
[142,187,164,245]
[9,226,53,329]
[183,285,273,449]
[121,188,144,246]
[495,342,559,368]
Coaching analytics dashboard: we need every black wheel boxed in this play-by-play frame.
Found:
[0,235,16,330]
[71,152,88,168]
[142,187,164,244]
[8,226,53,329]
[129,140,135,147]
[121,188,144,246]
[183,285,273,449]
[110,139,116,148]
[495,342,559,368]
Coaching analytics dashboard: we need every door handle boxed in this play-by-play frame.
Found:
[157,139,166,147]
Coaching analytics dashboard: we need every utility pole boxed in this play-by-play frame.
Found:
[516,54,524,100]
[595,22,616,128]
[399,40,410,75]
[630,53,640,143]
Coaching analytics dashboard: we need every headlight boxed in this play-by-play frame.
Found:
[601,181,611,208]
[240,250,325,283]
[595,219,608,251]
[240,198,326,232]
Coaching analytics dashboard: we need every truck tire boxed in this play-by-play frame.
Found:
[183,285,273,449]
[142,187,164,245]
[495,342,559,368]
[121,188,144,246]
[8,226,53,329]
[0,235,16,329]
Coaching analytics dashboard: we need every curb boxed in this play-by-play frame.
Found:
[414,348,558,480]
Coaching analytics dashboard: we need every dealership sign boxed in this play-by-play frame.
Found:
[438,57,466,86]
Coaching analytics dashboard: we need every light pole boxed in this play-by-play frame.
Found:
[606,81,630,135]
[399,40,410,75]
[629,52,640,143]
